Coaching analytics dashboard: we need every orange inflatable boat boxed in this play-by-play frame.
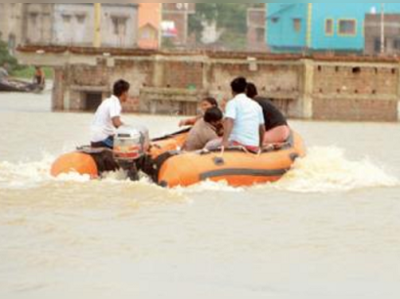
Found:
[148,131,306,188]
[51,128,305,188]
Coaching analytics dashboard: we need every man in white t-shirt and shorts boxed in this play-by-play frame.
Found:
[90,80,130,149]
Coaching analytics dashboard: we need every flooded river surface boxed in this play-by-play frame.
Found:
[0,91,400,299]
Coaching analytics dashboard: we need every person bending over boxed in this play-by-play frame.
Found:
[183,107,223,151]
[179,97,219,127]
[246,83,290,145]
[90,80,130,149]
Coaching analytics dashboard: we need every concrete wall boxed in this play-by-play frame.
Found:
[16,47,400,122]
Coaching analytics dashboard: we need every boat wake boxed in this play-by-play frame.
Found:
[272,146,399,193]
[0,147,398,193]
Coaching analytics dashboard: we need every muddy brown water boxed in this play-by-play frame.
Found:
[0,90,400,299]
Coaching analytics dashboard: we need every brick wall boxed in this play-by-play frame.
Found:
[312,62,399,121]
[313,98,398,122]
[19,46,398,121]
[162,60,203,88]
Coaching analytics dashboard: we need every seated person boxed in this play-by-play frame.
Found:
[90,80,130,149]
[183,107,223,151]
[179,97,219,127]
[246,83,290,145]
[207,77,265,152]
[33,66,46,89]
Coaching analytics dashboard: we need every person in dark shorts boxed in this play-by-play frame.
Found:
[246,83,290,145]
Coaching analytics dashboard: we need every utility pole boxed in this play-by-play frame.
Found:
[380,3,385,54]
[306,3,313,51]
[94,3,102,48]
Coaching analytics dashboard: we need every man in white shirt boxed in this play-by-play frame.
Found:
[222,77,265,151]
[90,80,130,148]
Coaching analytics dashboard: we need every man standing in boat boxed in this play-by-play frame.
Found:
[207,77,265,151]
[90,80,130,149]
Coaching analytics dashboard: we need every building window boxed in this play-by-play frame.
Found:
[394,39,400,50]
[112,17,127,35]
[374,38,381,53]
[29,12,38,25]
[62,14,72,24]
[338,19,356,36]
[140,26,157,40]
[293,18,301,33]
[325,19,334,36]
[256,28,265,43]
[76,14,86,24]
[271,17,279,24]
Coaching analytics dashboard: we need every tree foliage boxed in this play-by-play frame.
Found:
[0,41,19,71]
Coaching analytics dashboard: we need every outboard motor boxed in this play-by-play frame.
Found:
[113,125,150,180]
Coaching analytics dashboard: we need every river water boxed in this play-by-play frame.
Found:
[0,90,399,299]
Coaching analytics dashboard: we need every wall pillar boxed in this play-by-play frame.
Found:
[202,55,210,92]
[153,55,164,87]
[299,59,314,119]
[397,64,400,122]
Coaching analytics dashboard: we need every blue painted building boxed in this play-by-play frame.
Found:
[266,3,400,53]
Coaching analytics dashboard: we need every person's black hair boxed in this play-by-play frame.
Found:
[113,80,130,97]
[204,107,223,123]
[246,82,258,99]
[202,97,218,108]
[231,77,247,94]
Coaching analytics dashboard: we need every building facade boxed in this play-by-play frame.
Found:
[0,4,25,54]
[138,3,161,50]
[162,3,195,47]
[365,14,400,55]
[247,5,268,52]
[266,3,400,53]
[0,4,139,51]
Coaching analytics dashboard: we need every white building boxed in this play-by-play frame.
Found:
[0,4,139,52]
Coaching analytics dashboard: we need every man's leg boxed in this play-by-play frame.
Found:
[92,136,114,149]
[101,136,114,149]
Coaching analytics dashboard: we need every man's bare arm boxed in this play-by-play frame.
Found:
[259,125,266,147]
[222,118,234,147]
[112,116,124,128]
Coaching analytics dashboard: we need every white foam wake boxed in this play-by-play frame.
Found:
[0,147,398,193]
[272,147,399,193]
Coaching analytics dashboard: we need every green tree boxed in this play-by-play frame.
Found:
[0,41,19,71]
